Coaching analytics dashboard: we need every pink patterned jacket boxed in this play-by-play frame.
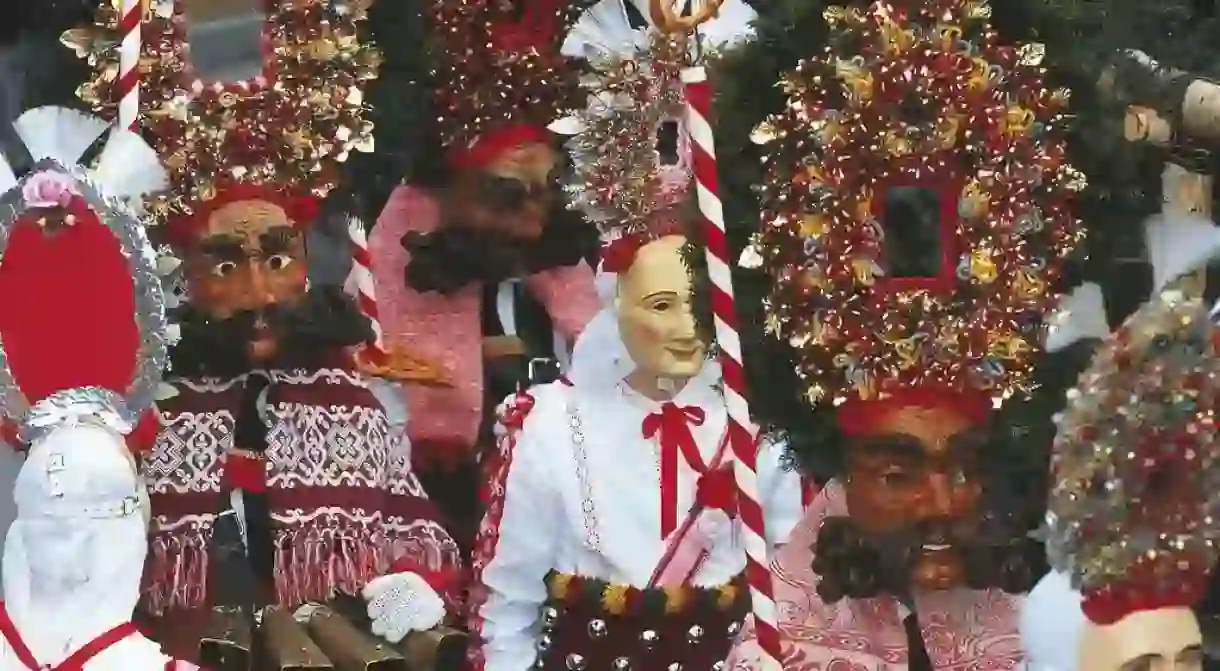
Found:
[728,481,1025,671]
[370,185,600,468]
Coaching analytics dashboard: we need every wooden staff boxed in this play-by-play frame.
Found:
[651,2,781,668]
[1098,49,1216,291]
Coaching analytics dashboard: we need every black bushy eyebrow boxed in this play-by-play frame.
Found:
[853,434,926,462]
[198,235,245,260]
[258,226,299,254]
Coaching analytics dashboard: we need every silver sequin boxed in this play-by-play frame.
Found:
[587,618,608,639]
[687,624,704,644]
[640,630,659,649]
[612,658,632,670]
[541,606,559,629]
[566,653,587,670]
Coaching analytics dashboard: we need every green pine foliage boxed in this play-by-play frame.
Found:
[336,0,438,220]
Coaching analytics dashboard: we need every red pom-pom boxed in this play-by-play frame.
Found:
[124,411,161,456]
[498,391,536,430]
[0,202,140,411]
[600,234,646,273]
[695,466,738,517]
[222,453,267,493]
[388,556,463,593]
[1081,575,1210,625]
[165,183,319,250]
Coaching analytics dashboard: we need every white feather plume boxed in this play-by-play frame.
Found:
[1144,212,1220,292]
[13,106,109,165]
[0,153,15,193]
[91,128,170,202]
[694,0,757,49]
[562,0,645,60]
[1044,282,1109,353]
[562,0,756,61]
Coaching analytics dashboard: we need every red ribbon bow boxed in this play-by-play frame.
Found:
[642,403,707,538]
[695,466,738,517]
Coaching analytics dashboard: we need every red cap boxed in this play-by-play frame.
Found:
[598,212,688,273]
[445,124,552,172]
[0,199,140,413]
[165,182,320,250]
[1080,559,1211,625]
[835,387,992,438]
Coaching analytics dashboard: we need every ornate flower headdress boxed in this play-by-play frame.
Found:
[427,0,586,171]
[552,0,754,279]
[0,106,175,449]
[1046,214,1220,625]
[63,0,380,238]
[746,0,1084,430]
[552,0,754,240]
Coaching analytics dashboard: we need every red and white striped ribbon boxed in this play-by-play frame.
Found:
[116,0,142,130]
[682,66,781,669]
[345,216,388,362]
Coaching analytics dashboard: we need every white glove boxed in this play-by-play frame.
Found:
[361,571,446,643]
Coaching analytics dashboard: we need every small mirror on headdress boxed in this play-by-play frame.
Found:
[655,120,681,166]
[180,0,264,84]
[880,186,944,278]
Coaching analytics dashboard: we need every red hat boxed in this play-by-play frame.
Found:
[835,388,992,438]
[164,182,320,250]
[598,210,688,273]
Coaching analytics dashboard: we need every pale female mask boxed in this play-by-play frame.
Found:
[616,235,706,384]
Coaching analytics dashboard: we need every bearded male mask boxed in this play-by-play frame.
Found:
[402,129,599,296]
[171,184,372,376]
[811,392,1041,603]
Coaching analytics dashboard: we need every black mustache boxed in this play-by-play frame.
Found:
[170,286,372,377]
[402,205,600,295]
[811,515,1042,603]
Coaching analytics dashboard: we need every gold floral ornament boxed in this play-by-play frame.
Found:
[601,583,630,615]
[747,0,1083,408]
[62,0,380,227]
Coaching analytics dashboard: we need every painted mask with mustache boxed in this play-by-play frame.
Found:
[813,404,1042,601]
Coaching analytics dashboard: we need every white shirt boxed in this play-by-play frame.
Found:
[473,372,803,671]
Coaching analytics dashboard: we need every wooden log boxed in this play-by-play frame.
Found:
[1099,49,1220,148]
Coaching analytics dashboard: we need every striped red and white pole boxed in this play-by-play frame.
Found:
[116,0,142,130]
[682,66,781,669]
[345,216,388,364]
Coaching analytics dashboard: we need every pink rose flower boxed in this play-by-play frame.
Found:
[22,171,79,209]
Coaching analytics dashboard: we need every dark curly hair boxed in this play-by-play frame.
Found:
[402,197,600,294]
[170,285,373,377]
[812,510,1048,603]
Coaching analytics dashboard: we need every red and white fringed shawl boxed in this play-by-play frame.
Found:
[369,185,600,468]
[727,481,1025,671]
[141,367,463,614]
